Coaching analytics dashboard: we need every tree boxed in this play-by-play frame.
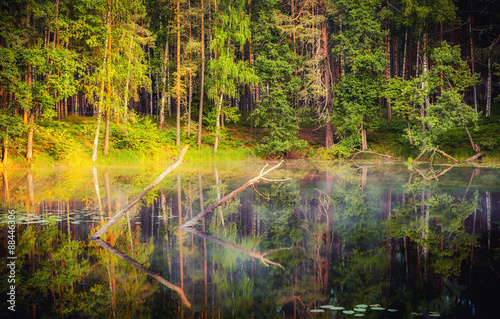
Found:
[252,2,305,157]
[208,0,257,153]
[86,0,150,162]
[426,42,481,152]
[332,0,388,151]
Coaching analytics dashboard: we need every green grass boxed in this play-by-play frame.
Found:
[4,112,500,167]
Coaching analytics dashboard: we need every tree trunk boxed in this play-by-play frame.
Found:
[361,123,367,151]
[486,56,491,117]
[320,0,333,148]
[26,113,34,163]
[93,5,111,163]
[198,0,205,148]
[104,111,110,156]
[161,37,169,130]
[188,74,192,138]
[249,12,254,133]
[92,111,102,163]
[386,26,391,121]
[469,4,477,113]
[420,35,428,139]
[463,123,477,152]
[2,128,8,166]
[406,117,413,144]
[213,95,223,154]
[176,0,181,147]
[123,35,134,120]
[402,30,407,80]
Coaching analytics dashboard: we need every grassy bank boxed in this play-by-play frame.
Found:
[3,114,500,167]
[4,115,256,168]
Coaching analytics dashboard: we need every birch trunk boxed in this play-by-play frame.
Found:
[91,13,110,163]
[213,95,223,153]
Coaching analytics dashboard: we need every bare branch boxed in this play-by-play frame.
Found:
[252,184,269,200]
[182,227,285,270]
[180,161,287,228]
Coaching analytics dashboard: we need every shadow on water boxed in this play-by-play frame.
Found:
[1,161,499,318]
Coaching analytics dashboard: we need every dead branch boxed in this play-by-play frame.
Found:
[351,149,399,160]
[252,184,269,200]
[261,246,294,257]
[180,161,287,228]
[413,147,457,165]
[463,151,484,163]
[92,146,188,239]
[94,238,191,308]
[434,147,458,163]
[181,227,285,270]
[251,226,270,252]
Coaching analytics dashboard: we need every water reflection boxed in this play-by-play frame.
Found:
[1,163,499,318]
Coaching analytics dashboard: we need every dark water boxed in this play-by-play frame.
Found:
[1,162,499,318]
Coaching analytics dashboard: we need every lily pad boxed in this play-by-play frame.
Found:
[330,306,345,310]
[428,313,441,317]
[369,304,381,307]
[310,309,325,313]
[320,305,332,309]
[343,310,355,314]
[370,307,385,311]
[356,304,368,308]
[354,315,365,317]
[354,308,367,312]
[387,309,398,312]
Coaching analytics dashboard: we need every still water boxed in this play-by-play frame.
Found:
[1,161,499,318]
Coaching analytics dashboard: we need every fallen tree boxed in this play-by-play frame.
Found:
[351,149,399,160]
[92,146,188,239]
[180,161,290,228]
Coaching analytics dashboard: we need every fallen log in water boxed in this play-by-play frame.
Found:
[180,161,290,228]
[92,146,188,239]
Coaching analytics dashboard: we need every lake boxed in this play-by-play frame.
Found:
[1,160,499,318]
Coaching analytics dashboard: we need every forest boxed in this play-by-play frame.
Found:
[1,0,500,165]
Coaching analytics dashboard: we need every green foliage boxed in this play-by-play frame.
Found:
[423,42,481,148]
[252,8,305,157]
[331,0,387,148]
[317,143,353,159]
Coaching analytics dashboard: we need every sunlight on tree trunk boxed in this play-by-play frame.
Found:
[213,95,223,154]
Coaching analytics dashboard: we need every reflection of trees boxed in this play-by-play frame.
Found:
[390,173,480,280]
[2,163,497,318]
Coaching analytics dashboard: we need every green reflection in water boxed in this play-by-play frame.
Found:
[0,163,499,318]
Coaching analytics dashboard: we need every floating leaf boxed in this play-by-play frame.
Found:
[310,309,325,313]
[320,305,332,309]
[330,306,345,310]
[354,308,366,312]
[387,309,398,312]
[354,315,365,317]
[429,314,441,317]
[356,304,368,308]
[343,310,355,314]
[369,304,381,307]
[370,307,385,311]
